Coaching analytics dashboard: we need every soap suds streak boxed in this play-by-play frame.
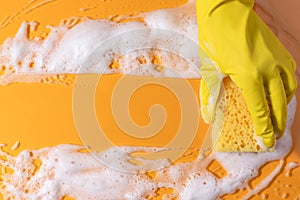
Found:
[10,141,20,151]
[0,0,200,85]
[24,0,57,15]
[242,159,284,200]
[285,161,300,171]
[0,0,58,29]
[0,98,297,199]
[285,161,300,177]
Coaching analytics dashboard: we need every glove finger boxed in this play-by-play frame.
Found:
[279,60,298,103]
[231,75,275,148]
[266,74,287,139]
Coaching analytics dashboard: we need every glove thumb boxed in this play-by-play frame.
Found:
[199,47,224,123]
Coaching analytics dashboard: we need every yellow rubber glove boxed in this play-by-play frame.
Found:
[196,0,298,149]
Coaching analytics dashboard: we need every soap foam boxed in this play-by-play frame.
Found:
[0,0,200,85]
[0,97,297,199]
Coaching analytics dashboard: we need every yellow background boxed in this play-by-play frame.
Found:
[0,0,300,199]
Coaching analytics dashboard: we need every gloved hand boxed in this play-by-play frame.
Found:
[196,0,298,149]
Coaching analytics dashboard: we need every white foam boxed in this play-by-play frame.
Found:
[286,161,300,171]
[10,141,20,151]
[241,159,284,200]
[285,161,300,177]
[0,0,200,85]
[0,97,296,199]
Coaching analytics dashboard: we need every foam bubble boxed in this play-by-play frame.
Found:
[0,97,296,199]
[0,0,200,85]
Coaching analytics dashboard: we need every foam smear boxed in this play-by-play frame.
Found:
[0,0,200,85]
[285,161,300,177]
[0,97,297,199]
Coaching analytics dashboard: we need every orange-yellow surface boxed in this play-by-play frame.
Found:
[0,0,300,199]
[0,75,207,153]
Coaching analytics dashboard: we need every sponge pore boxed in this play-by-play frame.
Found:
[213,77,263,152]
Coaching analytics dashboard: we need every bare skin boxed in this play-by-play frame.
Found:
[254,0,300,76]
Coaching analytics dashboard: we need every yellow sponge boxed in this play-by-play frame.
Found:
[213,77,264,152]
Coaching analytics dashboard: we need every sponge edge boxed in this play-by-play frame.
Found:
[213,77,264,152]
